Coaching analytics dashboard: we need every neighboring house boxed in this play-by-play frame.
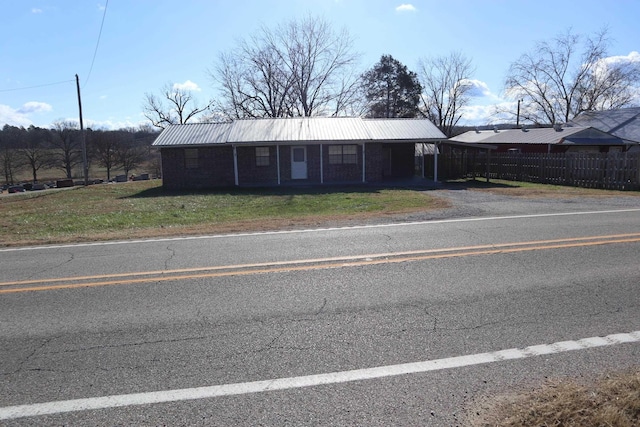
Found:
[152,117,445,190]
[570,107,640,151]
[449,125,630,153]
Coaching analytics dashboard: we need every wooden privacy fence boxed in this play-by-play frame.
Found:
[424,152,640,191]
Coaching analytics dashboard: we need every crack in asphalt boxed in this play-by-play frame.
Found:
[164,245,176,270]
[2,338,53,376]
[315,298,328,315]
[23,252,75,282]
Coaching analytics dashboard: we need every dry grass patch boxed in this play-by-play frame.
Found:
[450,178,640,198]
[468,368,640,426]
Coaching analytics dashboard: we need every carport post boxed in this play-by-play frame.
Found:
[420,143,425,178]
[277,144,281,185]
[486,149,491,183]
[362,143,366,183]
[433,141,440,183]
[233,145,239,186]
[320,144,324,184]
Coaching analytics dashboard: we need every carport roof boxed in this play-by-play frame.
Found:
[152,117,446,147]
[449,126,627,146]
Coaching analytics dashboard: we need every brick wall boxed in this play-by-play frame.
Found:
[161,142,415,189]
[236,146,279,185]
[161,146,235,190]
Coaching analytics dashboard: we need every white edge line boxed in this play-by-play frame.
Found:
[0,330,638,420]
[2,208,640,253]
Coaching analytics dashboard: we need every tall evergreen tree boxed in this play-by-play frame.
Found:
[361,55,422,118]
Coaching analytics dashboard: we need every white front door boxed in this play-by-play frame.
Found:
[291,146,307,179]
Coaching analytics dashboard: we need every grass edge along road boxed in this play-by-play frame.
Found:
[0,180,448,247]
[2,178,639,248]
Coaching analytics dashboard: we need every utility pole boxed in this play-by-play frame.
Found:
[75,74,89,186]
[516,99,523,128]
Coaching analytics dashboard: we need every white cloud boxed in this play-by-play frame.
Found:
[16,101,52,114]
[85,113,151,130]
[395,4,417,12]
[591,51,640,78]
[0,102,53,127]
[31,8,43,14]
[0,105,33,127]
[460,102,513,125]
[601,51,640,66]
[173,80,201,92]
[460,79,496,98]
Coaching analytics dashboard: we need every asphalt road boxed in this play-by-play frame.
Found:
[1,190,639,426]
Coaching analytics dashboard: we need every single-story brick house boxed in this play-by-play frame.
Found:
[449,125,630,153]
[152,117,445,190]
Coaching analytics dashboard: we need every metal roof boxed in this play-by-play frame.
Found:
[449,126,626,146]
[570,107,640,144]
[226,117,370,142]
[151,122,232,147]
[152,117,446,147]
[362,118,445,140]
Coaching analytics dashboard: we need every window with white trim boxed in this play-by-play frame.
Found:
[328,145,357,165]
[256,147,270,166]
[184,148,199,169]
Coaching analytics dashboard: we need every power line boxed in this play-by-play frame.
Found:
[83,0,109,88]
[0,79,75,93]
[0,2,108,94]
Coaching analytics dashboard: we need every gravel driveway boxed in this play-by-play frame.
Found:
[370,183,640,226]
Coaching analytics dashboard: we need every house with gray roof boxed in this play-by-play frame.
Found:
[569,107,640,150]
[151,117,445,190]
[449,125,630,153]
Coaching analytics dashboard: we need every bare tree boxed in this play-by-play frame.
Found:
[50,121,82,179]
[0,125,26,184]
[22,126,53,183]
[214,43,295,118]
[211,15,360,119]
[418,52,475,137]
[90,130,122,181]
[143,82,213,129]
[116,136,147,178]
[504,28,640,125]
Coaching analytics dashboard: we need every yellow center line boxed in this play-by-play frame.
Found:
[2,233,640,294]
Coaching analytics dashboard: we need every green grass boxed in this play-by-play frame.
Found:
[0,180,445,246]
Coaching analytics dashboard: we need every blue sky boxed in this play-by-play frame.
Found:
[1,0,639,130]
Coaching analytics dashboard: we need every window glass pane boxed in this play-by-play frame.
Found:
[293,147,305,162]
[256,147,269,166]
[343,145,357,164]
[328,146,341,155]
[185,148,198,169]
[343,145,357,155]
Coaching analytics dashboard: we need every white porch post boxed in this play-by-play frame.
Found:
[421,143,425,178]
[276,144,281,185]
[362,143,366,183]
[233,145,239,186]
[434,142,439,183]
[320,144,324,184]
